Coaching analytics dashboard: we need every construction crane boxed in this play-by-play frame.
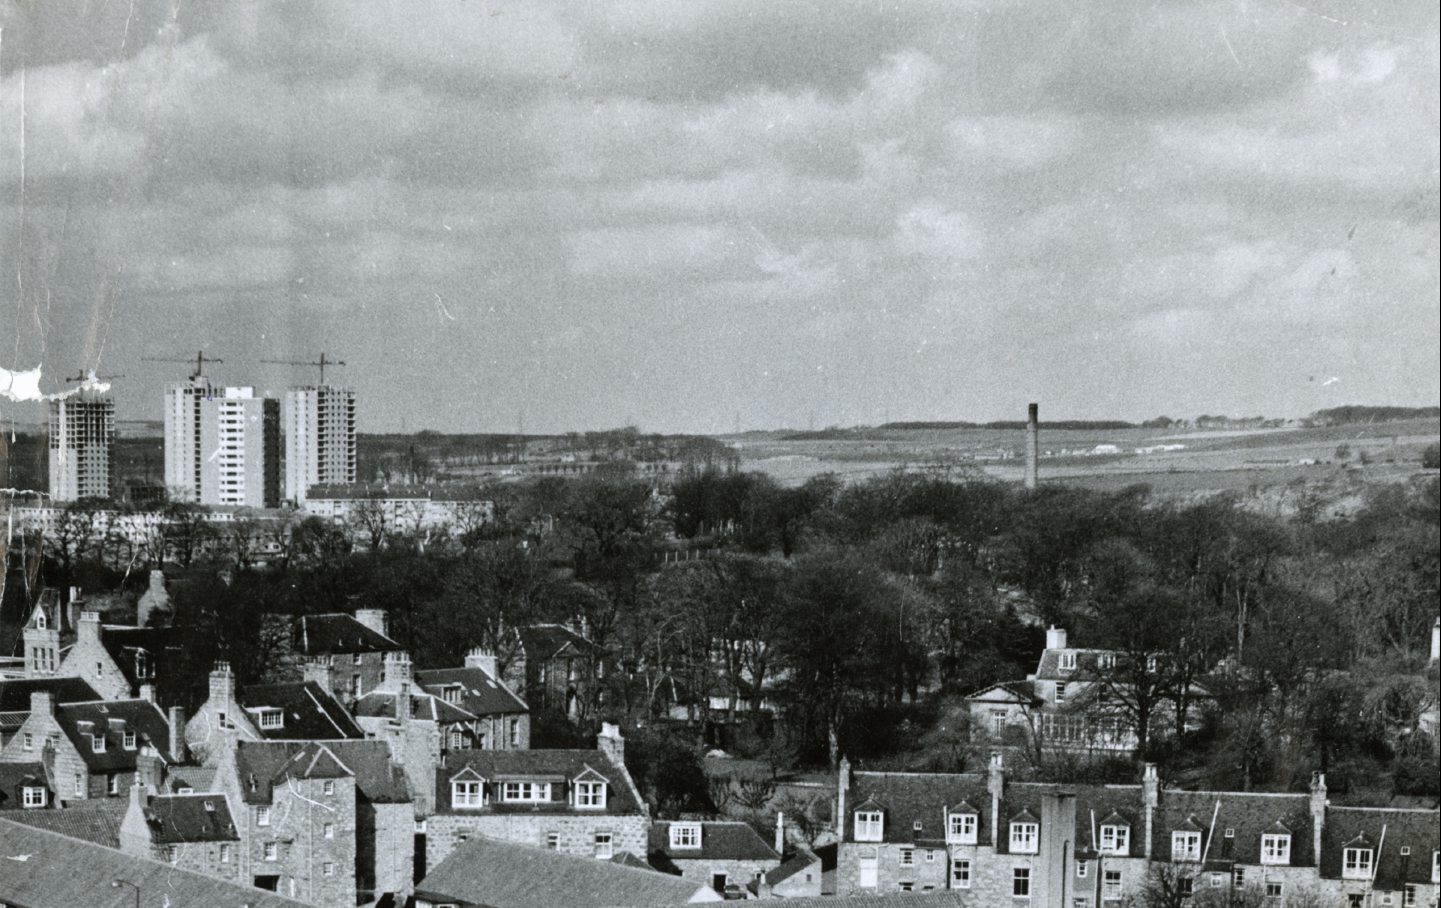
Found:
[260,353,346,385]
[141,350,223,380]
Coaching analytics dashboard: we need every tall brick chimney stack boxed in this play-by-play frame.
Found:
[1025,403,1039,490]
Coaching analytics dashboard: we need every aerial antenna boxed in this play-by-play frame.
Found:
[142,350,222,380]
[260,353,347,385]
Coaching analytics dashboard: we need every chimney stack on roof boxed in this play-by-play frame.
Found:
[1045,626,1068,651]
[168,706,186,763]
[464,647,499,679]
[1024,402,1039,490]
[597,722,625,767]
[354,608,389,639]
[303,658,334,694]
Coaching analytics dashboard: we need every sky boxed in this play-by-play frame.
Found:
[1,0,1437,434]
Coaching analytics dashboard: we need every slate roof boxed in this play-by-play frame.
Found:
[415,665,530,716]
[786,895,975,907]
[845,772,993,846]
[1321,806,1440,888]
[239,681,366,739]
[1006,782,1145,858]
[519,623,605,661]
[0,677,101,712]
[0,798,126,847]
[96,625,187,692]
[166,766,220,793]
[650,821,780,864]
[438,749,644,816]
[235,740,411,804]
[0,762,50,811]
[143,793,239,843]
[963,681,1042,705]
[295,613,402,655]
[1034,647,1121,682]
[353,689,477,724]
[416,834,715,908]
[763,847,822,887]
[1151,790,1316,867]
[0,817,311,908]
[54,699,176,772]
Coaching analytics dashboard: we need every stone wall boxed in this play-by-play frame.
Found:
[670,857,781,894]
[426,812,650,868]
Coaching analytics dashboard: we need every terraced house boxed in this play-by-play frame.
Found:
[834,754,1440,907]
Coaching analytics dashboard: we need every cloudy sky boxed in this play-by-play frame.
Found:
[2,0,1437,433]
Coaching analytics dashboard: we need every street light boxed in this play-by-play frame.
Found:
[111,878,140,908]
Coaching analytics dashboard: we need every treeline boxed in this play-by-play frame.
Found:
[1308,405,1441,426]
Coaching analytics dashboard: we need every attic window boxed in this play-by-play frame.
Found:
[1010,821,1039,854]
[670,823,702,849]
[22,786,47,809]
[574,780,606,809]
[855,811,884,842]
[123,732,136,750]
[1059,652,1077,671]
[452,780,485,809]
[442,686,462,704]
[501,781,551,803]
[258,710,284,730]
[92,734,107,753]
[1261,834,1291,865]
[1100,824,1129,855]
[1343,847,1373,880]
[947,812,977,844]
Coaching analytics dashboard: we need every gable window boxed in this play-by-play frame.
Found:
[951,858,971,888]
[1013,867,1031,898]
[123,731,136,750]
[593,832,613,859]
[322,780,334,796]
[22,786,46,809]
[574,780,606,809]
[256,806,271,826]
[1260,834,1290,865]
[1010,821,1039,854]
[948,812,978,844]
[855,810,884,842]
[669,823,701,850]
[1343,847,1373,880]
[502,781,551,803]
[22,733,33,751]
[1103,869,1123,901]
[1100,824,1129,855]
[1060,651,1077,671]
[1172,831,1202,862]
[452,780,485,809]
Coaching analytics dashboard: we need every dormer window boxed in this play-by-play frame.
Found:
[501,781,551,803]
[123,731,136,750]
[574,780,606,809]
[855,811,884,842]
[1172,831,1202,862]
[1343,846,1373,880]
[1098,654,1115,670]
[441,686,462,704]
[1100,824,1129,855]
[1059,652,1077,671]
[669,823,702,849]
[1010,821,1039,854]
[1260,833,1291,865]
[947,812,978,844]
[258,710,284,730]
[22,786,47,809]
[92,734,106,753]
[452,779,486,809]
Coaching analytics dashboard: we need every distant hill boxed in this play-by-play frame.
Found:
[1307,405,1440,426]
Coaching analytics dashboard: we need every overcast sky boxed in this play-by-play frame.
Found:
[2,1,1437,434]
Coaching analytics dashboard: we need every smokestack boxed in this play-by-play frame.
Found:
[1025,403,1039,490]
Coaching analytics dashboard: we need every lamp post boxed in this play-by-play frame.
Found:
[111,878,140,908]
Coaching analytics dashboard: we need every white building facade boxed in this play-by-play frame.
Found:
[282,386,356,505]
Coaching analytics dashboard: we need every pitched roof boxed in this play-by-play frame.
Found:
[353,689,477,724]
[143,793,239,843]
[1035,647,1121,681]
[235,740,410,804]
[1151,790,1316,867]
[763,847,822,887]
[963,681,1042,705]
[0,677,101,713]
[438,749,644,816]
[1321,806,1440,888]
[0,817,311,908]
[238,681,366,739]
[519,624,605,661]
[787,895,975,907]
[415,665,529,716]
[0,762,50,810]
[96,625,187,691]
[294,613,402,655]
[54,699,176,772]
[166,766,220,793]
[649,821,781,863]
[416,835,717,908]
[846,772,992,846]
[0,798,126,847]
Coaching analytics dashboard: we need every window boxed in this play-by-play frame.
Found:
[1234,867,1246,888]
[593,832,613,859]
[948,812,977,844]
[353,652,363,665]
[259,710,283,730]
[263,842,278,861]
[509,717,520,747]
[108,775,120,795]
[669,824,701,849]
[22,733,33,751]
[257,806,271,826]
[1210,873,1225,888]
[323,823,334,839]
[1171,831,1202,862]
[323,862,335,877]
[21,786,46,809]
[322,780,334,796]
[1098,653,1114,670]
[899,882,913,892]
[165,846,179,863]
[452,780,485,809]
[546,832,560,850]
[220,843,232,863]
[899,848,915,867]
[574,781,606,809]
[1013,867,1031,898]
[502,781,551,803]
[1060,652,1077,671]
[1178,877,1193,898]
[92,734,106,753]
[1056,682,1068,704]
[1011,822,1039,854]
[1343,847,1373,880]
[1100,824,1129,855]
[991,709,1007,735]
[926,849,937,862]
[448,730,464,750]
[1404,885,1418,907]
[1077,862,1089,878]
[1265,881,1283,899]
[1103,869,1123,901]
[1260,833,1290,865]
[73,774,83,797]
[855,811,884,842]
[951,859,971,888]
[123,731,136,750]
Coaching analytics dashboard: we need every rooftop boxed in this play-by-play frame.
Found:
[239,681,366,739]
